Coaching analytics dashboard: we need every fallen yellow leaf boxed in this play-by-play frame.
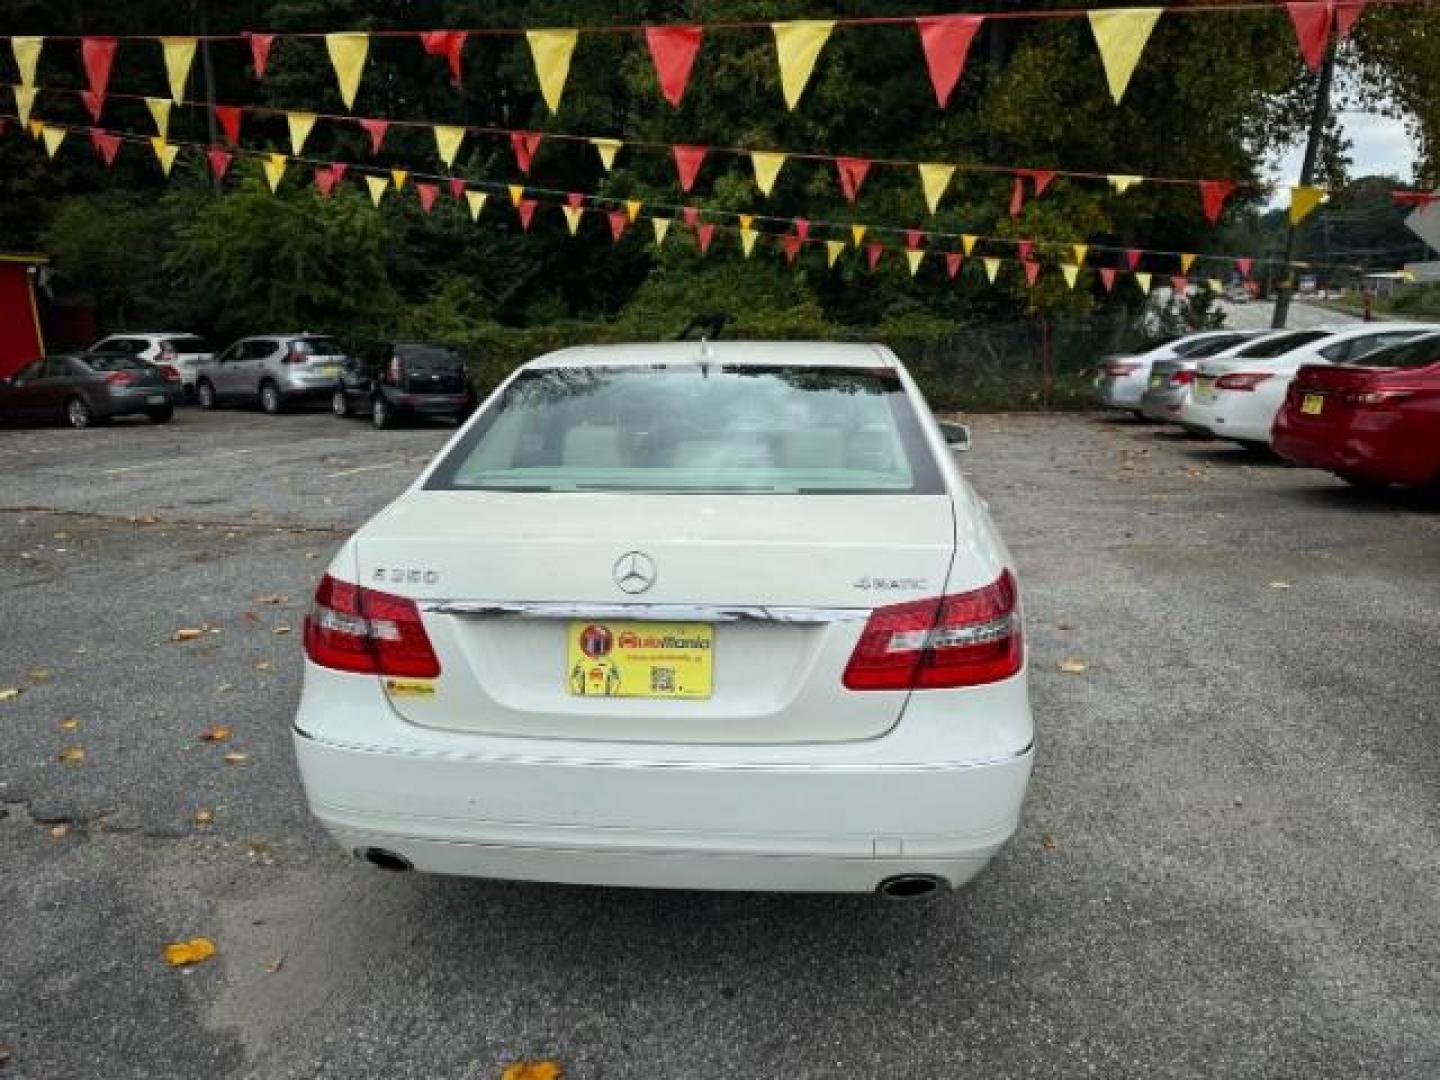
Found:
[263,952,285,974]
[255,594,290,606]
[0,688,21,702]
[172,627,204,642]
[49,824,70,839]
[1058,659,1088,675]
[164,937,217,967]
[59,718,79,732]
[273,625,293,636]
[199,725,233,743]
[194,808,214,826]
[57,747,85,766]
[501,1062,564,1080]
[1041,834,1061,854]
[27,668,50,682]
[223,751,248,765]
[1269,581,1291,590]
[253,660,272,672]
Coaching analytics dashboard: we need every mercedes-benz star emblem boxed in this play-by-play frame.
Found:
[613,551,657,595]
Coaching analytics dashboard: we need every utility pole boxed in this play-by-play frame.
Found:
[195,0,218,149]
[1273,45,1336,328]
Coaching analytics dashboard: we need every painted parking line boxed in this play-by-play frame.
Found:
[103,446,264,476]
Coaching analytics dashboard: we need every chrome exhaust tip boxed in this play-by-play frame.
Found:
[358,847,413,872]
[877,874,946,899]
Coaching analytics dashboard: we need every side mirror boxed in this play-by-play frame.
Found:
[939,421,972,452]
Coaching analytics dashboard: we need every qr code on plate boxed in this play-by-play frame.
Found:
[650,666,676,693]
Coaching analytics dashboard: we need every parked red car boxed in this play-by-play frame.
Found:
[1271,331,1440,489]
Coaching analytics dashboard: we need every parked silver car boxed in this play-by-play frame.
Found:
[1096,331,1262,415]
[1138,330,1274,423]
[195,334,348,414]
[87,332,213,394]
[0,352,180,428]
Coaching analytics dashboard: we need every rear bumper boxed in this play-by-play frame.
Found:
[294,728,1032,892]
[280,380,341,401]
[1139,388,1186,421]
[386,392,470,415]
[1095,376,1146,409]
[95,388,180,416]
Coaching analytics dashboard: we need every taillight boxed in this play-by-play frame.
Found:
[1346,389,1412,407]
[283,350,305,364]
[158,364,181,382]
[1170,370,1196,387]
[1105,362,1141,377]
[1214,372,1273,391]
[106,371,136,387]
[303,573,440,677]
[842,571,1022,691]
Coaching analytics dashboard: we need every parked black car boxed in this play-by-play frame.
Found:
[0,353,180,428]
[332,343,474,429]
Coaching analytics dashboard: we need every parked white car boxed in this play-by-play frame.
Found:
[87,332,213,393]
[1137,330,1274,423]
[1094,330,1257,414]
[1181,323,1434,446]
[1174,329,1339,435]
[293,342,1034,896]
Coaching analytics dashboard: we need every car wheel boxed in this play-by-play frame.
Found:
[332,390,351,417]
[372,396,394,430]
[196,380,218,410]
[260,381,283,415]
[65,396,92,429]
[146,405,175,424]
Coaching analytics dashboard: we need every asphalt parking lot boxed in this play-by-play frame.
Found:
[2,405,1437,1079]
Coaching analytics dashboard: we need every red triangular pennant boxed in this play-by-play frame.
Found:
[314,165,340,198]
[214,106,242,147]
[1171,275,1189,295]
[1029,169,1057,196]
[415,181,438,213]
[835,157,872,203]
[1335,1,1367,37]
[608,210,628,242]
[696,222,715,253]
[81,91,105,123]
[206,147,232,181]
[1023,260,1042,287]
[358,118,388,155]
[517,199,537,230]
[782,234,803,266]
[448,177,466,200]
[1236,257,1253,277]
[904,229,924,251]
[511,132,543,175]
[646,26,703,108]
[866,243,884,272]
[1286,2,1334,72]
[89,129,121,166]
[421,31,467,86]
[566,191,585,208]
[945,252,962,279]
[1199,179,1237,224]
[793,218,810,242]
[1126,249,1142,271]
[916,15,984,109]
[82,37,117,98]
[682,206,701,229]
[1099,267,1117,292]
[1010,176,1026,218]
[246,32,275,78]
[1017,240,1035,261]
[330,162,348,184]
[1392,190,1440,208]
[672,144,708,192]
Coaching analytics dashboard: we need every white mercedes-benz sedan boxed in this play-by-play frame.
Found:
[293,341,1034,897]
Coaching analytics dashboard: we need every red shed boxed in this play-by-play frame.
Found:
[0,252,47,379]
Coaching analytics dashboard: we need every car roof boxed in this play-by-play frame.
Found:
[95,331,197,340]
[526,341,898,370]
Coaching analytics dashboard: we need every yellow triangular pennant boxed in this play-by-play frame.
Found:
[591,138,622,172]
[433,124,465,168]
[13,85,37,128]
[1073,243,1089,265]
[391,168,409,190]
[263,152,287,193]
[149,136,178,176]
[40,124,65,159]
[740,225,758,258]
[1289,185,1324,225]
[983,258,1001,284]
[26,119,41,139]
[962,235,978,256]
[1208,278,1224,293]
[918,163,956,215]
[1180,252,1197,275]
[905,249,924,277]
[12,37,42,89]
[526,28,579,114]
[751,151,787,196]
[1061,264,1080,289]
[771,20,834,110]
[325,32,369,110]
[1087,8,1163,105]
[562,205,584,235]
[465,191,487,221]
[826,239,845,268]
[739,214,755,230]
[366,175,389,207]
[508,184,525,207]
[625,199,642,223]
[1108,174,1142,194]
[1134,271,1152,292]
[851,224,867,248]
[651,217,671,246]
[160,37,197,103]
[287,112,316,156]
[145,96,171,140]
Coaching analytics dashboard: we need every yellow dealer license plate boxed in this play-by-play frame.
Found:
[1301,393,1325,415]
[567,620,713,699]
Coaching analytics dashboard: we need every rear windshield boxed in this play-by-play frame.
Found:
[426,364,944,494]
[1358,334,1440,370]
[81,353,148,372]
[399,346,463,374]
[1236,331,1330,358]
[1179,334,1247,358]
[164,336,211,352]
[290,337,343,357]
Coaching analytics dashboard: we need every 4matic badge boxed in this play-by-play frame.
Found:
[853,575,929,591]
[373,567,440,585]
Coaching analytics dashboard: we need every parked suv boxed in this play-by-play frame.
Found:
[332,342,474,428]
[87,332,213,395]
[195,334,347,414]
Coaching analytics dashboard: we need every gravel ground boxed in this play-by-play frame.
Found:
[1,405,1437,1080]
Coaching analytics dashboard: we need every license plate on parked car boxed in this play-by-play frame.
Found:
[146,394,166,404]
[1149,373,1164,389]
[1301,393,1325,415]
[1196,376,1215,400]
[320,364,339,376]
[566,620,713,699]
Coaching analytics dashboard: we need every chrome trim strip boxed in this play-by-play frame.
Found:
[421,600,870,624]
